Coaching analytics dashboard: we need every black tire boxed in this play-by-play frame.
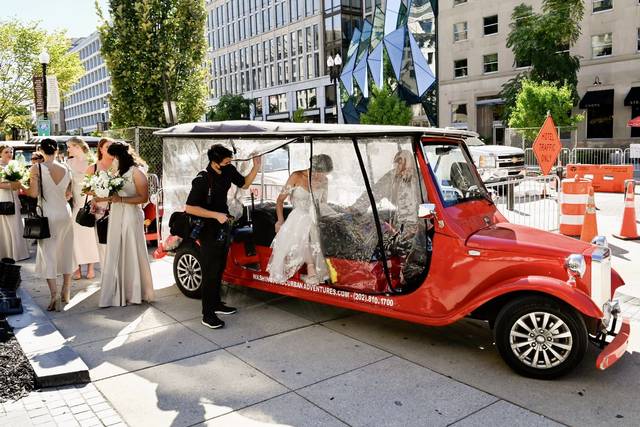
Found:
[494,295,587,380]
[173,242,203,299]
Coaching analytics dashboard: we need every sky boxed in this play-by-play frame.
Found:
[2,0,110,38]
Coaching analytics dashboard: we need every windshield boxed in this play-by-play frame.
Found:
[422,142,490,206]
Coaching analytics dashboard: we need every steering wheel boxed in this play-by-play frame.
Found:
[465,185,479,198]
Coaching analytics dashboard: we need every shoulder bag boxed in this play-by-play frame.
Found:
[77,164,98,227]
[23,163,51,239]
[0,201,15,215]
[96,203,109,244]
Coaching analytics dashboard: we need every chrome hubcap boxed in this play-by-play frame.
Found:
[509,311,573,369]
[176,254,202,291]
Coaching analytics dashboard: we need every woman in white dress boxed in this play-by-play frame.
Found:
[22,139,75,311]
[0,144,30,261]
[66,137,100,279]
[94,142,154,307]
[86,138,114,266]
[267,154,333,284]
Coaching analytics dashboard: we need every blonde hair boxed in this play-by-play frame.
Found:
[67,137,90,154]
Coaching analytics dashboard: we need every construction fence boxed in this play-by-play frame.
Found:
[105,126,163,178]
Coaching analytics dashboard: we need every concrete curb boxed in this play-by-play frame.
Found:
[7,287,90,388]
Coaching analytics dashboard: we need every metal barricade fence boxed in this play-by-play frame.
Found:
[524,147,571,169]
[572,148,624,165]
[484,175,561,232]
[105,126,163,178]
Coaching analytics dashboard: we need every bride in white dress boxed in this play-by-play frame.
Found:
[94,142,154,307]
[267,154,333,284]
[0,143,29,261]
[22,139,75,311]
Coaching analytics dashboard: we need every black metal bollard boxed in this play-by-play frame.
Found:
[507,183,515,211]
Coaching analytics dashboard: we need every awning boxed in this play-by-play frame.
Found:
[624,87,640,106]
[628,116,640,128]
[475,98,505,106]
[579,89,614,109]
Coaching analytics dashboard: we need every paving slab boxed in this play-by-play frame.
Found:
[201,392,348,426]
[268,296,357,323]
[95,349,288,427]
[13,322,67,354]
[150,292,204,322]
[72,323,219,381]
[51,304,176,346]
[227,324,391,389]
[28,344,90,388]
[450,400,562,427]
[322,313,640,427]
[7,287,52,329]
[298,356,497,427]
[183,303,313,348]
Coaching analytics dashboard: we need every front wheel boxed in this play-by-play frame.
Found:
[173,243,203,299]
[494,296,587,380]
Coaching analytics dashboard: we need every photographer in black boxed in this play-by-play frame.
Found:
[185,144,261,329]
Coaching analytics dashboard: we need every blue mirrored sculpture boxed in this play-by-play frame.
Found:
[409,31,435,96]
[384,27,406,81]
[367,42,384,88]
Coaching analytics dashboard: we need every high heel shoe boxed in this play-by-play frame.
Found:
[47,298,56,312]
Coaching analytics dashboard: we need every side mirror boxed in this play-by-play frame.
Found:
[418,203,436,219]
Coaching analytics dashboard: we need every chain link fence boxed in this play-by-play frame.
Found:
[104,126,163,178]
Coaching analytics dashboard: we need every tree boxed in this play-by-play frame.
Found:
[0,20,83,130]
[291,108,305,123]
[98,0,207,128]
[508,79,583,142]
[206,94,252,121]
[359,85,413,126]
[0,105,34,140]
[501,0,584,121]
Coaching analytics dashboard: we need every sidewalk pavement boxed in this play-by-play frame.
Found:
[1,190,638,427]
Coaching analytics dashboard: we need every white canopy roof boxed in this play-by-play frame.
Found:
[154,120,477,139]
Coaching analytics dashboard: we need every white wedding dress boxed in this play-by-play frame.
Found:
[0,169,29,261]
[69,160,100,266]
[267,186,328,283]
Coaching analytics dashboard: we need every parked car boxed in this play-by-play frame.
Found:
[157,121,633,379]
[447,130,525,184]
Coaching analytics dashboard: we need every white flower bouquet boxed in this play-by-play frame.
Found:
[82,170,126,198]
[0,160,28,183]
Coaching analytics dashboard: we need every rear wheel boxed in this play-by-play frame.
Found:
[494,296,587,379]
[173,243,203,299]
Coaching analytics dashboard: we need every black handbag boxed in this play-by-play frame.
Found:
[23,164,50,239]
[96,205,109,244]
[0,201,15,215]
[75,195,96,227]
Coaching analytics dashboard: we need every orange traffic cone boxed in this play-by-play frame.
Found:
[580,187,598,242]
[614,180,640,240]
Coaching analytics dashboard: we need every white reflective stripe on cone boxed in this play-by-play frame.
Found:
[560,214,584,225]
[625,201,635,208]
[560,193,589,204]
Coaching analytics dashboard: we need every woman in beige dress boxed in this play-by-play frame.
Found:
[66,137,100,279]
[0,144,30,261]
[94,142,154,307]
[86,138,114,266]
[22,139,75,311]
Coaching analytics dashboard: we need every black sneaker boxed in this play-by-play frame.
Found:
[215,303,237,315]
[201,315,224,329]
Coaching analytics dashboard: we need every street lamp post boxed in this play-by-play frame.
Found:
[326,53,342,123]
[39,49,50,120]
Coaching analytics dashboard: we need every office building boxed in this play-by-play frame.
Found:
[63,32,111,135]
[438,0,640,147]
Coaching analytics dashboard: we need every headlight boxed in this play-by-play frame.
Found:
[591,235,608,248]
[601,300,621,330]
[478,155,496,168]
[565,254,586,284]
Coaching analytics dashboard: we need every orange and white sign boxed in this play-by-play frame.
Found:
[532,115,562,176]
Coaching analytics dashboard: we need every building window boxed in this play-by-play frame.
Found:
[591,33,612,58]
[451,104,468,124]
[325,84,336,107]
[592,0,613,13]
[254,98,263,116]
[483,53,498,73]
[453,22,468,42]
[454,59,468,78]
[296,88,317,109]
[268,93,287,114]
[515,57,531,68]
[483,15,498,36]
[453,0,467,5]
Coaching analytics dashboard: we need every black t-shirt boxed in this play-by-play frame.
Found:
[185,164,245,217]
